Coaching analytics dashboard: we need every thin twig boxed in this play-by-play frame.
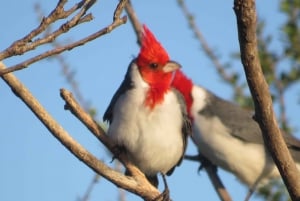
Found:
[0,0,93,60]
[116,161,127,201]
[0,0,126,76]
[185,155,232,201]
[80,174,100,201]
[124,0,142,45]
[60,88,164,200]
[35,6,101,199]
[0,61,134,194]
[34,6,103,200]
[57,53,91,111]
[177,0,235,84]
[233,0,300,200]
[0,0,168,199]
[0,60,161,200]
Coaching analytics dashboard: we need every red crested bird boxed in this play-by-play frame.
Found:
[171,69,300,200]
[103,25,191,190]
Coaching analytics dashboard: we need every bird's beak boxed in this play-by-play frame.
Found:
[163,60,182,73]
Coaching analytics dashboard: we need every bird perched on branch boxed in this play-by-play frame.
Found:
[103,25,191,189]
[171,69,300,199]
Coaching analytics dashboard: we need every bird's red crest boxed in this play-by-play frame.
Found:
[137,25,170,67]
[135,25,174,110]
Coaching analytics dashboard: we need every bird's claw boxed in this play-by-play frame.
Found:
[152,173,172,201]
[110,145,126,163]
[197,154,217,173]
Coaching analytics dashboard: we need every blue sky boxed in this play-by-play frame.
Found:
[1,1,299,201]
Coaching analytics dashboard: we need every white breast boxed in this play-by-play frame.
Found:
[190,86,279,186]
[107,65,184,176]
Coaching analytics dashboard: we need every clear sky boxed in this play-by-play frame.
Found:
[1,1,299,201]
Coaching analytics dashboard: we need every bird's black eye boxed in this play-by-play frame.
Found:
[149,63,158,69]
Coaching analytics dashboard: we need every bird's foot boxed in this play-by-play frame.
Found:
[197,154,217,173]
[152,173,171,201]
[244,182,258,201]
[110,145,126,163]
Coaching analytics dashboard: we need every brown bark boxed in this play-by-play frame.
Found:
[0,0,127,76]
[233,0,300,200]
[0,61,161,201]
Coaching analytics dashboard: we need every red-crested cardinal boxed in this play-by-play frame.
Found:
[103,25,191,188]
[171,69,300,198]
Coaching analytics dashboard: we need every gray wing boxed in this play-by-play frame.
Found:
[166,88,192,176]
[200,89,300,162]
[199,90,264,144]
[103,61,135,123]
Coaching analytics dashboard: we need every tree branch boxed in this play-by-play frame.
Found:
[0,0,93,60]
[177,0,239,85]
[0,0,127,76]
[233,0,300,200]
[0,61,164,200]
[79,174,100,201]
[124,0,142,45]
[185,155,232,201]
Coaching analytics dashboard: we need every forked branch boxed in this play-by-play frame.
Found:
[0,0,168,199]
[0,0,126,76]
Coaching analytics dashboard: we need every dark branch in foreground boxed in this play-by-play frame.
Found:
[233,0,300,200]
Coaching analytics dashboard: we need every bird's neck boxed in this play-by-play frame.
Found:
[144,82,170,110]
[171,70,193,119]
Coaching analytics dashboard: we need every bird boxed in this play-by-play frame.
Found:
[171,69,300,199]
[103,25,191,189]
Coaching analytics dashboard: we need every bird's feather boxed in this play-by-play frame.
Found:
[199,88,300,162]
[166,88,192,176]
[103,60,135,123]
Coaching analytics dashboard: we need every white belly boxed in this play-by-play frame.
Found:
[192,113,279,186]
[107,89,184,176]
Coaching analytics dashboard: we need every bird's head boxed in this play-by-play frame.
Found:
[136,25,181,109]
[172,70,194,120]
[136,25,181,87]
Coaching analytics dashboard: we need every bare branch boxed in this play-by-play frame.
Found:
[79,174,100,201]
[0,62,130,190]
[0,0,127,76]
[233,0,300,200]
[124,0,142,45]
[0,0,92,60]
[34,6,101,200]
[116,161,128,201]
[177,0,235,84]
[60,89,112,150]
[54,52,91,111]
[60,88,167,200]
[0,61,165,200]
[185,155,232,201]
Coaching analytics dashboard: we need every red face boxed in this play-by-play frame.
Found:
[136,25,176,109]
